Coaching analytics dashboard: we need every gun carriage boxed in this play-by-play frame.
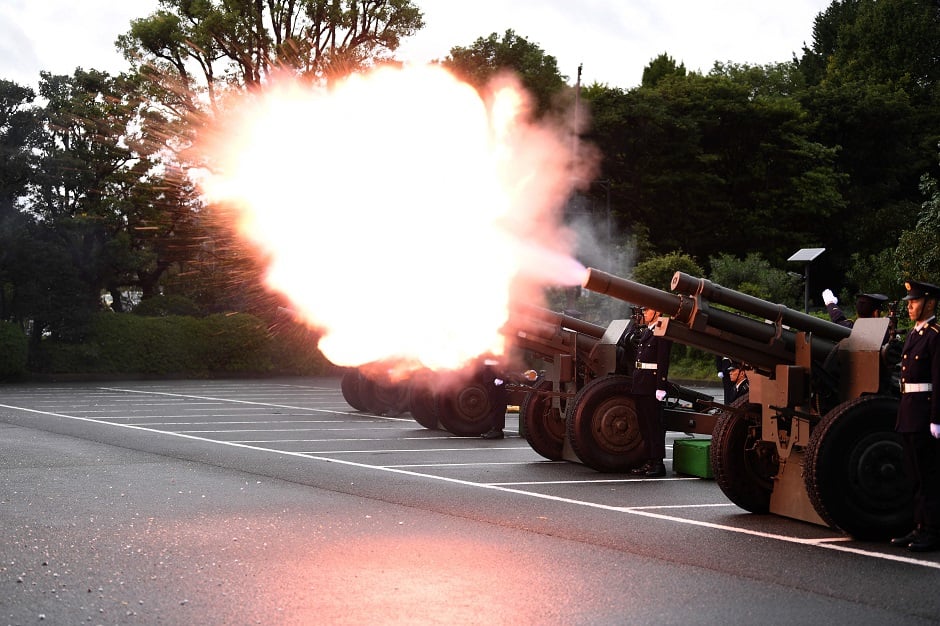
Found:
[577,267,909,539]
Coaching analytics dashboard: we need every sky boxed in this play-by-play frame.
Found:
[0,0,833,91]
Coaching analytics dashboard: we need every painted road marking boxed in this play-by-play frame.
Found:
[1,392,937,571]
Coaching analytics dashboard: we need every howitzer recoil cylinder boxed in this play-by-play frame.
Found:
[671,272,850,343]
[582,267,842,370]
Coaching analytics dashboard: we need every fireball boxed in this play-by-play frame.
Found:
[197,64,591,372]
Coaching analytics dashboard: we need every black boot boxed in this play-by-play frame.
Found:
[890,527,923,547]
[644,461,667,477]
[481,428,504,440]
[630,461,653,476]
[908,530,940,552]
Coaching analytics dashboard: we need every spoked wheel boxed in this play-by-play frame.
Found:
[437,380,504,437]
[521,379,566,461]
[804,395,913,540]
[340,369,368,411]
[710,393,777,513]
[407,371,441,430]
[565,375,647,472]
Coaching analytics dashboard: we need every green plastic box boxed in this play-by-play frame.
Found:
[673,438,713,478]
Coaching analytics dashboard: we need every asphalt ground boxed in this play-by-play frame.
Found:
[1,377,939,625]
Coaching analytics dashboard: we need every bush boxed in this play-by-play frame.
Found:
[29,312,333,377]
[0,321,28,379]
[132,295,203,317]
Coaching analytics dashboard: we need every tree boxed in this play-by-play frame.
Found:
[581,70,843,267]
[0,80,42,323]
[896,166,940,283]
[117,0,425,96]
[641,53,687,89]
[443,30,568,116]
[709,252,802,308]
[632,251,704,292]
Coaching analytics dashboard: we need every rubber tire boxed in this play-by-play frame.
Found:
[340,369,368,411]
[565,375,647,473]
[355,376,406,417]
[437,381,502,437]
[710,393,777,513]
[804,395,913,540]
[407,373,441,430]
[521,379,565,461]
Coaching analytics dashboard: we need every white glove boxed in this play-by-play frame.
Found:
[822,289,838,306]
[931,423,940,439]
[717,372,724,379]
[655,389,667,401]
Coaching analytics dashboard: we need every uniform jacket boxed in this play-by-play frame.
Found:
[825,302,854,328]
[631,326,672,396]
[896,316,940,433]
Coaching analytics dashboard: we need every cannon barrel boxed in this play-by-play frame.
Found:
[671,272,850,343]
[507,305,601,357]
[582,267,841,369]
[511,304,606,339]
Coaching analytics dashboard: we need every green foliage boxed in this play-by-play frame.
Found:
[118,0,425,88]
[709,252,803,308]
[632,251,704,292]
[132,294,203,317]
[845,248,905,301]
[896,170,940,282]
[582,72,844,267]
[29,312,332,377]
[0,321,27,378]
[443,29,567,116]
[641,53,687,88]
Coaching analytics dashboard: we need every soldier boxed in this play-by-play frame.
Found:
[821,289,889,328]
[727,361,749,403]
[629,307,673,478]
[890,280,940,552]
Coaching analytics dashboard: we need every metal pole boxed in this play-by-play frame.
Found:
[804,264,810,313]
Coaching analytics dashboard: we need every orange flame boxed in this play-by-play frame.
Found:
[197,64,591,371]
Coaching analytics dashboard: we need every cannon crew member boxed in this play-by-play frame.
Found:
[891,279,940,552]
[821,289,889,328]
[629,307,673,478]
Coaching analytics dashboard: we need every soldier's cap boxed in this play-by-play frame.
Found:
[856,293,889,305]
[855,293,889,317]
[902,280,940,301]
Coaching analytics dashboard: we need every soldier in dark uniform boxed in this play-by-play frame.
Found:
[727,361,749,403]
[716,356,736,405]
[821,288,889,328]
[890,280,940,552]
[629,307,673,478]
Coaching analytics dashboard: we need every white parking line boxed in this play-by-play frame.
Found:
[2,397,938,571]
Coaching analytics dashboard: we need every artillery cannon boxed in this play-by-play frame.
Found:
[507,304,718,468]
[578,267,909,540]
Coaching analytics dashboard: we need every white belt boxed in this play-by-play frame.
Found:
[636,362,658,370]
[902,383,933,393]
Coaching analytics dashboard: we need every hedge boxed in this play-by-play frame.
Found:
[27,312,334,378]
[0,321,28,379]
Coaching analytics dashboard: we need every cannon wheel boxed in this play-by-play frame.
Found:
[710,394,777,513]
[437,381,502,437]
[804,395,913,540]
[565,375,647,472]
[358,377,409,417]
[340,369,368,411]
[521,379,566,461]
[407,373,441,430]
